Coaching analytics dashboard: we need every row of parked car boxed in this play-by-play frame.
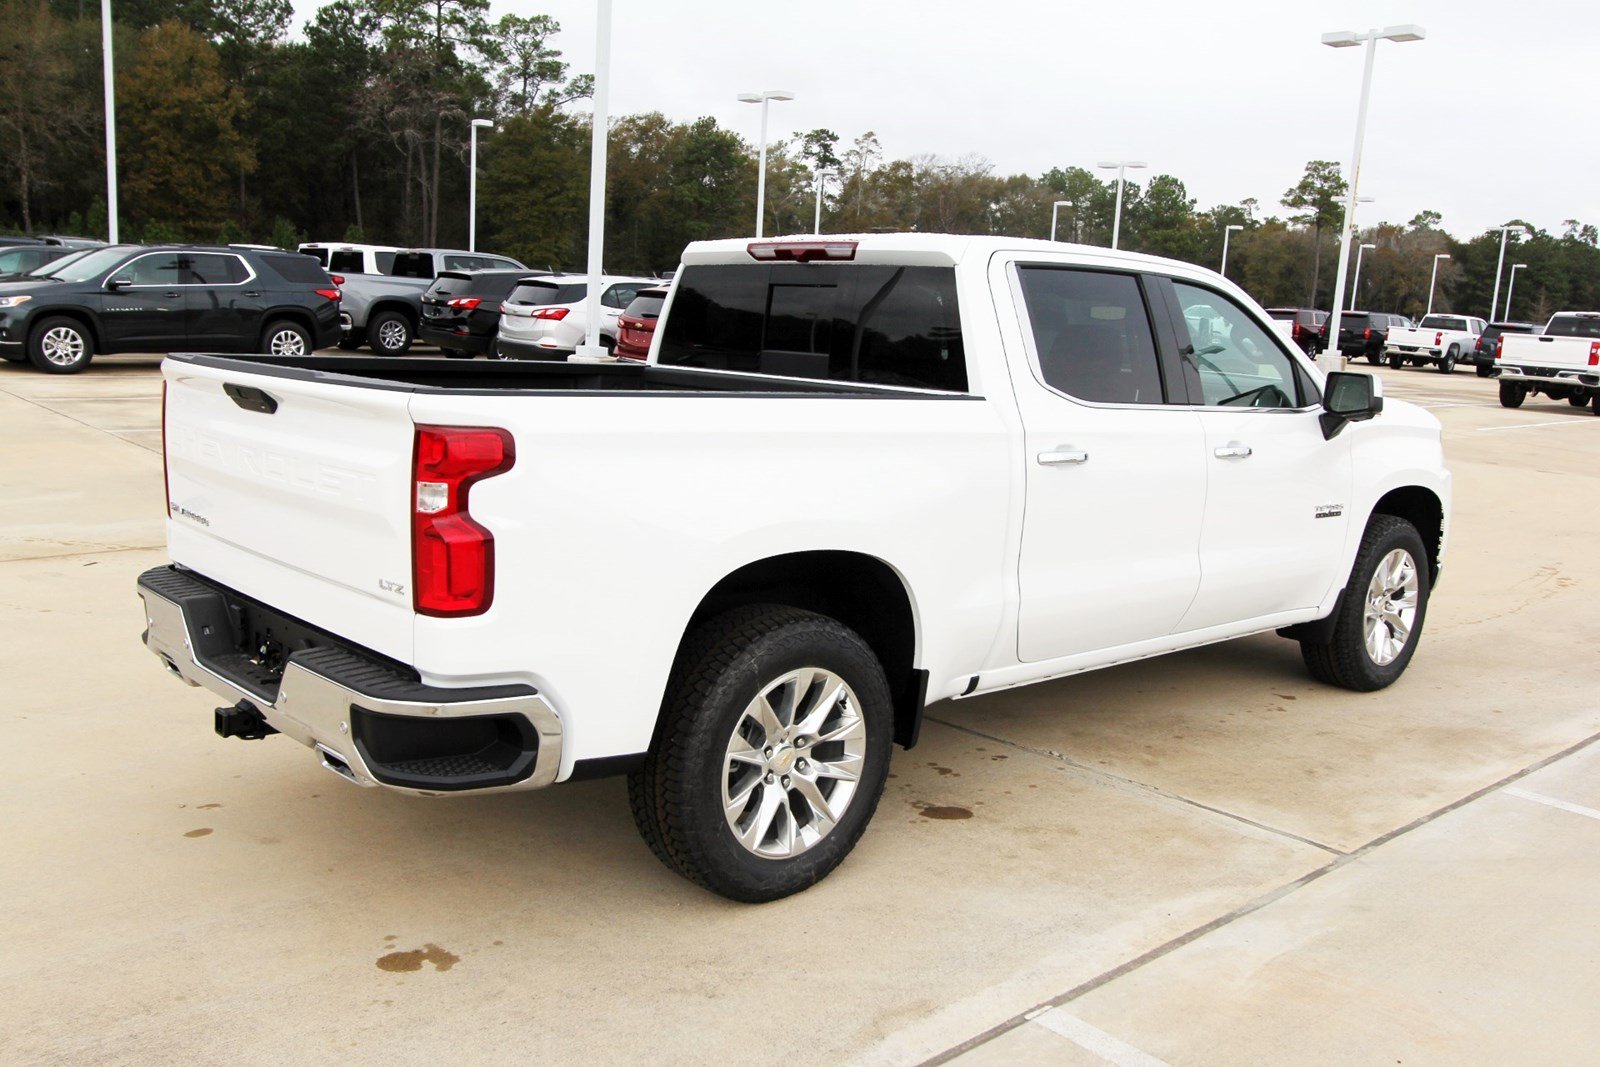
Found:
[1265,304,1545,377]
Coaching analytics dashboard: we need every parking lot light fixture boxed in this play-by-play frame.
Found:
[813,169,836,234]
[1096,161,1146,249]
[1050,200,1074,242]
[1321,23,1425,372]
[101,0,117,242]
[572,0,614,364]
[1504,263,1528,320]
[1350,242,1377,306]
[1490,223,1529,321]
[738,90,795,239]
[468,118,494,253]
[1220,223,1244,276]
[1426,252,1451,316]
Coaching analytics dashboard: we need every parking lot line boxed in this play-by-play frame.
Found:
[1028,1008,1174,1067]
[1476,418,1597,432]
[1503,787,1600,823]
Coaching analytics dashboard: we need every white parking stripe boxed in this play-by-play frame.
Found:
[1505,787,1600,822]
[1477,419,1597,432]
[1027,1008,1174,1067]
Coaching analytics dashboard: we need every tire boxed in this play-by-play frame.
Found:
[628,604,893,903]
[1592,392,1600,416]
[367,310,413,356]
[1366,353,1382,366]
[1498,381,1526,408]
[1387,353,1403,370]
[336,331,364,351]
[1568,393,1587,408]
[487,339,508,361]
[1440,345,1458,373]
[27,316,94,374]
[1300,514,1431,692]
[1476,362,1491,378]
[261,319,312,356]
[442,347,472,359]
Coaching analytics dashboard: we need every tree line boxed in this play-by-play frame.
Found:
[3,0,1598,323]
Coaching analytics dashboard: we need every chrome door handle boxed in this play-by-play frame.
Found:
[1037,448,1089,465]
[1214,443,1253,459]
[243,291,262,297]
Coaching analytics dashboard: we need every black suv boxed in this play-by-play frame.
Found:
[0,244,340,373]
[1335,310,1415,364]
[1266,307,1329,355]
[1473,321,1541,377]
[417,269,537,358]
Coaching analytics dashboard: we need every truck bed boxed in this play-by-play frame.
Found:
[166,353,933,398]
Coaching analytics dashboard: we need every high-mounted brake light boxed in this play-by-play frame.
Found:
[1590,342,1600,367]
[530,307,569,320]
[447,297,483,310]
[314,288,340,302]
[747,240,858,263]
[412,426,515,618]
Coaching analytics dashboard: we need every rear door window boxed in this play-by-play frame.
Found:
[1015,267,1163,404]
[602,283,643,309]
[184,253,248,284]
[657,263,966,392]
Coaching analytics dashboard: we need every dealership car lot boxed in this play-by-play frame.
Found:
[3,357,1599,1063]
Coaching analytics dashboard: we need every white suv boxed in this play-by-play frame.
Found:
[495,274,655,359]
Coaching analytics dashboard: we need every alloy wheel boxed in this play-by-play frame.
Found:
[1363,548,1419,666]
[41,326,85,367]
[268,329,306,356]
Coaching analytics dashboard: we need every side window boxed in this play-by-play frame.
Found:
[1016,267,1165,405]
[122,254,181,285]
[1171,282,1305,408]
[603,284,640,309]
[184,254,247,284]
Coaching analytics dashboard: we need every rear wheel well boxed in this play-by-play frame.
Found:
[682,551,924,748]
[260,311,313,342]
[1372,486,1443,581]
[369,300,417,327]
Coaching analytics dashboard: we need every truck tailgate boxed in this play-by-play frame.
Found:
[162,359,417,662]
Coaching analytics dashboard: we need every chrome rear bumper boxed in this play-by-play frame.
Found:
[137,567,563,795]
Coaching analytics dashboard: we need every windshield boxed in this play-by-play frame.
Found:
[1545,315,1600,339]
[29,249,92,277]
[45,246,136,283]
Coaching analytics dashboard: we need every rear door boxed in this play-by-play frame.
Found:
[162,359,418,660]
[1002,260,1206,661]
[183,252,265,350]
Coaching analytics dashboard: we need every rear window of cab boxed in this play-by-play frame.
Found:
[656,263,966,392]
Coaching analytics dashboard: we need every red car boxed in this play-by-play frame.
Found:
[614,286,669,361]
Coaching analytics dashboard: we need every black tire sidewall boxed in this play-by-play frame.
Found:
[28,316,93,374]
[1499,381,1525,408]
[672,614,893,901]
[1335,519,1431,690]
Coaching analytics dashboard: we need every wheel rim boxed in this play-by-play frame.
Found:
[1363,548,1420,666]
[721,667,866,859]
[268,329,306,356]
[41,326,85,367]
[378,320,407,349]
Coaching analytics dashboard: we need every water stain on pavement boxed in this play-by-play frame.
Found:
[918,805,973,821]
[377,944,459,973]
[196,803,223,810]
[183,828,213,838]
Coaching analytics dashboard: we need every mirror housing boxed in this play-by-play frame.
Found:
[1320,371,1384,439]
[106,276,133,291]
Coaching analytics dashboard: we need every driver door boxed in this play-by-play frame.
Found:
[1158,278,1353,632]
[100,252,188,350]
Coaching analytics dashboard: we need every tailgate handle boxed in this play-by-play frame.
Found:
[222,383,279,415]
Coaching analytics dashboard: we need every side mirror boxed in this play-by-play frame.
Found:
[1320,371,1384,439]
[106,276,133,291]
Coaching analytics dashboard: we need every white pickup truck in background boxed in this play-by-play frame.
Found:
[1383,314,1486,373]
[137,234,1451,901]
[1493,311,1600,413]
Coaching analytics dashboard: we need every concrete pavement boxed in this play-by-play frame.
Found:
[2,355,1597,1065]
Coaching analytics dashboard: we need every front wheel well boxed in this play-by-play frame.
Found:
[681,551,924,748]
[1371,486,1444,581]
[32,310,101,351]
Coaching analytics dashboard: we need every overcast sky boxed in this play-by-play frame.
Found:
[293,0,1597,239]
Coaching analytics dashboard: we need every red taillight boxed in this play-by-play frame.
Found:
[1434,332,1443,345]
[1292,322,1302,339]
[330,274,345,286]
[411,426,515,618]
[161,380,170,516]
[1590,342,1600,367]
[747,240,858,262]
[1495,337,1504,360]
[314,288,340,302]
[531,307,569,320]
[1364,327,1372,340]
[447,297,483,310]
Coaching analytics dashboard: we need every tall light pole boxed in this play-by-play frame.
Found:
[101,0,118,243]
[1489,223,1528,321]
[1320,23,1425,371]
[813,169,835,234]
[1504,263,1527,321]
[1426,252,1450,316]
[1350,242,1377,306]
[1220,223,1244,276]
[738,89,794,238]
[467,117,493,252]
[1050,199,1074,242]
[1096,160,1146,250]
[572,0,613,363]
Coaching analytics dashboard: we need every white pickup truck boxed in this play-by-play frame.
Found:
[136,234,1451,901]
[1493,311,1600,413]
[1383,314,1486,373]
